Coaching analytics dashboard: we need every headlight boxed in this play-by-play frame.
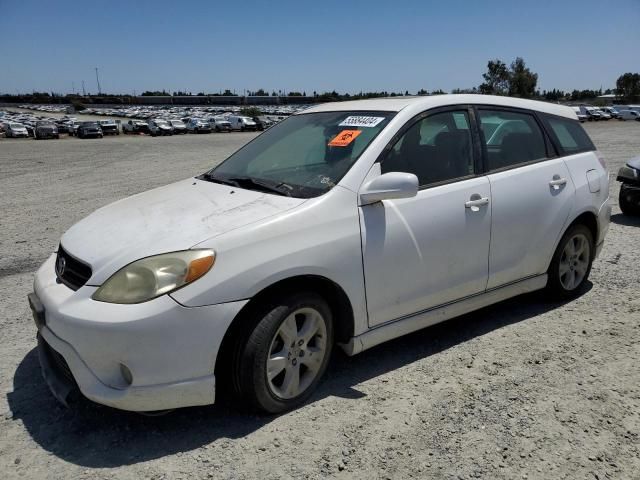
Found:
[92,250,215,304]
[618,165,638,180]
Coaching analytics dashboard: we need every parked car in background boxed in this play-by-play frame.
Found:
[5,122,29,138]
[570,107,588,123]
[209,116,232,132]
[616,156,640,215]
[228,115,258,131]
[585,108,603,121]
[29,95,610,414]
[56,121,73,134]
[597,109,611,120]
[617,110,640,121]
[77,122,103,139]
[167,119,187,134]
[252,117,267,131]
[187,118,212,133]
[148,119,173,136]
[35,121,59,139]
[123,120,151,134]
[23,123,35,137]
[601,107,619,119]
[97,120,119,135]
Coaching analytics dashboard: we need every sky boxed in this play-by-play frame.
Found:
[1,0,639,96]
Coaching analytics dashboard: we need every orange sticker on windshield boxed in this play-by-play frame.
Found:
[328,129,361,147]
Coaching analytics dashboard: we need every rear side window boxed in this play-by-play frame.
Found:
[542,114,595,155]
[478,109,548,171]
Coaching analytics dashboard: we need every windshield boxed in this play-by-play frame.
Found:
[171,120,185,126]
[155,120,168,125]
[207,111,394,198]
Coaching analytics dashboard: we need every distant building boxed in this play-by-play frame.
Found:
[596,93,618,105]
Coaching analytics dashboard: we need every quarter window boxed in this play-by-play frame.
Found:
[478,110,548,171]
[381,110,474,186]
[542,114,595,155]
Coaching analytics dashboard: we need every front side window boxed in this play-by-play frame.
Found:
[381,110,474,186]
[208,111,394,198]
[478,109,547,171]
[542,114,595,155]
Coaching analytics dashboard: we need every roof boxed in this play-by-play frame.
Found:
[301,94,576,120]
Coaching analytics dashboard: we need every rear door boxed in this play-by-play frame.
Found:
[478,107,575,289]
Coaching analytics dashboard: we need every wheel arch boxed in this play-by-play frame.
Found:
[549,210,599,269]
[214,274,355,378]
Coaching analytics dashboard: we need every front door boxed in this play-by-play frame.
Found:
[359,108,491,327]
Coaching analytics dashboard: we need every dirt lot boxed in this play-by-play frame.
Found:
[1,122,639,480]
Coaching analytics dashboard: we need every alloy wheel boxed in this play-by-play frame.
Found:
[559,233,590,290]
[266,307,328,399]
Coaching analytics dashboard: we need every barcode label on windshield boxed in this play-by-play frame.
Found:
[339,116,385,128]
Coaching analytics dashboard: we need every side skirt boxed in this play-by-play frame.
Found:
[340,274,548,356]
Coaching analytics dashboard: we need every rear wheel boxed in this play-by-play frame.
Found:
[546,224,594,299]
[619,186,640,215]
[231,292,333,413]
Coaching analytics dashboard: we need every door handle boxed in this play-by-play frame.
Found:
[549,176,567,190]
[465,196,489,211]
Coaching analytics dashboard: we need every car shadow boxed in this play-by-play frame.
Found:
[7,284,590,468]
[610,213,640,227]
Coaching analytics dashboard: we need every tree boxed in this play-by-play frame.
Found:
[240,107,262,117]
[508,57,538,98]
[616,72,640,101]
[479,59,510,95]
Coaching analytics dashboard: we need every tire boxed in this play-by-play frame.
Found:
[231,292,334,413]
[546,224,594,299]
[619,186,640,215]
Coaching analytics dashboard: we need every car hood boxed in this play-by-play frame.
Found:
[60,177,306,284]
[627,156,640,170]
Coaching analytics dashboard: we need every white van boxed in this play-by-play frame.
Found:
[228,115,258,131]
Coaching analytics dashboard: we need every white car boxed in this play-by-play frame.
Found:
[617,110,640,121]
[148,119,173,136]
[30,95,610,414]
[5,122,29,138]
[228,115,258,131]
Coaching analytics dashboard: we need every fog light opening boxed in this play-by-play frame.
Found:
[120,363,133,386]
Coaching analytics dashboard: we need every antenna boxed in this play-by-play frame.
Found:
[72,81,75,94]
[95,67,102,95]
[82,80,86,96]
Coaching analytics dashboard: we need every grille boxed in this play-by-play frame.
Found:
[55,246,92,291]
[42,338,76,386]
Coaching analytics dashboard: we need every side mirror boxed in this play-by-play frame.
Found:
[359,172,419,206]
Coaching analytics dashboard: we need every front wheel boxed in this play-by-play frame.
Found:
[546,224,594,299]
[232,292,333,413]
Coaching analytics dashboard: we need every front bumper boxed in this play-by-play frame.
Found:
[32,254,248,411]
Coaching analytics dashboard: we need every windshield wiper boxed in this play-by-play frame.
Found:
[201,173,240,187]
[202,173,292,196]
[226,176,293,197]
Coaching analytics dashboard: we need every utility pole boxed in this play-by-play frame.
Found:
[95,67,102,95]
[72,81,75,94]
[82,80,86,96]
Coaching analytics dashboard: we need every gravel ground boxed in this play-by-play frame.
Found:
[1,122,639,480]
